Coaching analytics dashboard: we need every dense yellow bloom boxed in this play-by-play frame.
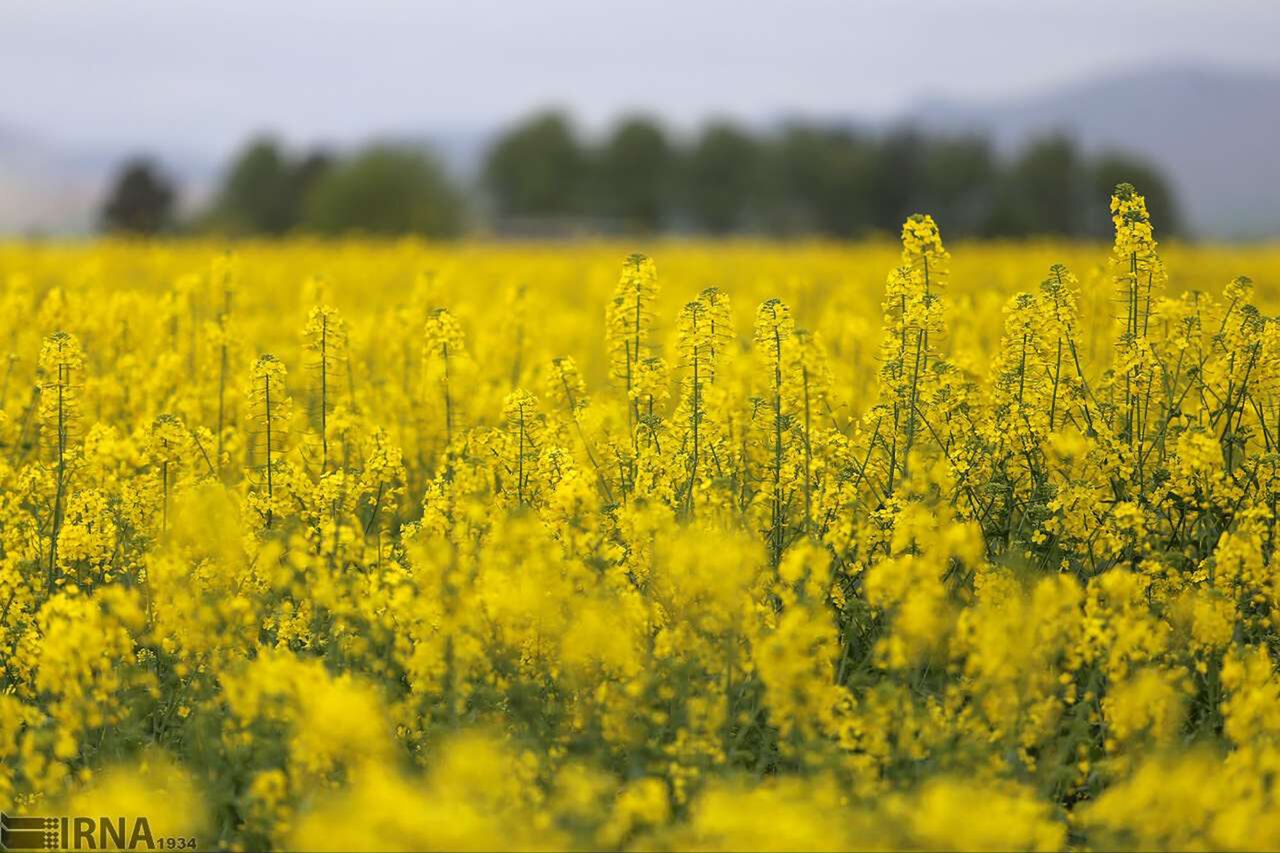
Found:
[2,191,1280,849]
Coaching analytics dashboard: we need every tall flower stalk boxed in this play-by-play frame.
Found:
[39,331,83,590]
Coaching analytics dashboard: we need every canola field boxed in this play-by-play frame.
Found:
[5,186,1280,850]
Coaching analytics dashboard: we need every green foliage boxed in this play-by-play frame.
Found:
[205,136,332,236]
[591,115,675,232]
[682,121,766,234]
[772,125,878,236]
[477,112,1182,239]
[98,158,176,235]
[301,146,464,237]
[483,110,587,219]
[986,135,1087,237]
[184,116,1182,241]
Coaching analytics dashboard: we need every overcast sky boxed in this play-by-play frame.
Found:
[4,0,1279,157]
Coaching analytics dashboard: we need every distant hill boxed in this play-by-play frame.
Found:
[0,123,102,234]
[907,63,1280,239]
[3,63,1278,238]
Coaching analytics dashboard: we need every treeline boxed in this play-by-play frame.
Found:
[99,110,1182,239]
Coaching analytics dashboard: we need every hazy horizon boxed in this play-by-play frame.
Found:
[4,0,1279,157]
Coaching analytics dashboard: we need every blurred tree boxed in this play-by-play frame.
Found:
[1092,152,1182,237]
[868,127,928,233]
[591,115,674,232]
[301,145,463,237]
[484,111,586,219]
[198,112,1185,241]
[683,121,763,234]
[289,151,334,212]
[210,137,290,234]
[99,158,176,235]
[773,125,877,237]
[921,135,997,235]
[207,136,332,235]
[986,135,1086,237]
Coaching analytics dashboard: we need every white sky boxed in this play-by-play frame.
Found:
[4,0,1279,155]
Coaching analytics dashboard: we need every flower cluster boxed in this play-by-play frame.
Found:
[2,185,1280,850]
